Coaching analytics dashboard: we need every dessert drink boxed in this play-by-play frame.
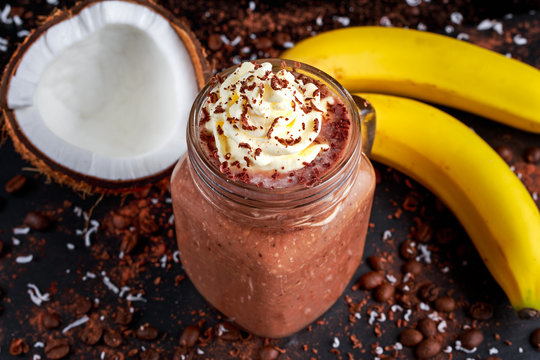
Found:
[171,59,376,338]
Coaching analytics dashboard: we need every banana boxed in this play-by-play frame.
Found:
[281,26,540,133]
[354,92,540,313]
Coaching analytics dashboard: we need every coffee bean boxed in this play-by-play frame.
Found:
[5,174,27,194]
[469,301,494,320]
[417,318,437,337]
[80,321,103,345]
[435,227,455,244]
[418,283,439,302]
[400,240,417,260]
[399,328,423,347]
[45,338,70,359]
[416,338,442,359]
[530,328,540,350]
[402,260,422,275]
[103,329,122,348]
[524,146,540,164]
[374,283,395,303]
[208,34,223,51]
[459,328,483,349]
[140,349,160,360]
[396,293,419,309]
[9,338,29,356]
[518,307,540,320]
[136,324,159,341]
[357,271,384,290]
[179,324,200,347]
[24,211,52,231]
[367,255,385,271]
[112,214,131,230]
[255,37,273,50]
[42,312,62,329]
[113,307,133,326]
[434,296,456,313]
[259,345,280,360]
[415,223,432,243]
[72,297,92,315]
[495,145,513,163]
[216,322,242,341]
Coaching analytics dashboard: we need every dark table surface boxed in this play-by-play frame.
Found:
[0,1,539,359]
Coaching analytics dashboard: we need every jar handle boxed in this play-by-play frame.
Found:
[352,95,376,157]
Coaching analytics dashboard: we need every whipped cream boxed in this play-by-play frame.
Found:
[203,62,331,173]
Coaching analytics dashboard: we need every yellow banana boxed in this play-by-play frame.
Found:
[281,26,540,133]
[355,92,540,313]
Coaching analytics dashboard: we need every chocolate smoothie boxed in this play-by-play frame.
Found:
[171,60,376,338]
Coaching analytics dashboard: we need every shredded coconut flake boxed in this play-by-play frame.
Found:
[450,12,463,24]
[455,340,477,354]
[27,283,51,306]
[172,250,181,263]
[489,347,499,355]
[13,226,30,235]
[437,320,447,333]
[126,293,147,302]
[513,34,527,46]
[332,337,340,348]
[62,316,89,334]
[16,254,34,263]
[103,276,119,294]
[12,237,21,246]
[404,309,412,321]
[477,19,493,30]
[406,0,422,6]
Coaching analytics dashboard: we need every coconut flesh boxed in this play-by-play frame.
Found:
[6,1,201,183]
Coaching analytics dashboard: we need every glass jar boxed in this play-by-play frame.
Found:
[171,59,376,338]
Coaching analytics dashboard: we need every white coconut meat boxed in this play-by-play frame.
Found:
[7,1,200,181]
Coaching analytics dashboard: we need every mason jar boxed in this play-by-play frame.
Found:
[171,59,376,338]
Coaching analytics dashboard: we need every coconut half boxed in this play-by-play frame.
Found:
[1,0,209,193]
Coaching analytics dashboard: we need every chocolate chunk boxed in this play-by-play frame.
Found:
[42,312,62,329]
[416,338,442,359]
[524,146,540,164]
[80,321,103,345]
[418,283,439,302]
[136,324,159,341]
[120,232,138,255]
[434,296,456,312]
[179,324,200,347]
[417,318,437,337]
[103,329,123,348]
[259,345,280,360]
[140,349,160,360]
[5,174,27,194]
[399,328,423,347]
[518,307,540,320]
[402,260,422,275]
[113,306,133,326]
[112,214,131,230]
[45,338,70,359]
[208,34,223,51]
[495,145,513,163]
[357,271,384,290]
[435,227,455,244]
[72,297,92,315]
[469,302,494,320]
[9,338,29,356]
[374,283,395,303]
[24,211,52,231]
[530,328,540,350]
[459,328,484,349]
[216,322,242,341]
[400,240,417,260]
[367,255,385,271]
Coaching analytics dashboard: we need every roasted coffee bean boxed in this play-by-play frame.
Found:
[42,312,62,329]
[400,240,417,260]
[495,145,513,163]
[396,293,419,309]
[418,283,439,302]
[434,296,456,313]
[518,307,540,320]
[459,328,484,349]
[9,338,29,356]
[120,232,138,255]
[113,306,133,326]
[80,322,103,345]
[374,283,395,303]
[136,324,159,341]
[45,338,70,359]
[72,297,92,315]
[367,255,385,271]
[259,345,280,360]
[24,211,51,231]
[208,34,223,51]
[435,227,455,244]
[469,302,494,320]
[530,328,540,350]
[255,37,273,50]
[417,318,437,337]
[357,271,384,290]
[402,260,422,275]
[112,214,131,230]
[103,329,122,348]
[5,174,27,194]
[399,328,423,347]
[415,223,433,243]
[524,146,540,164]
[179,324,200,347]
[416,338,442,359]
[140,349,160,360]
[216,322,242,341]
